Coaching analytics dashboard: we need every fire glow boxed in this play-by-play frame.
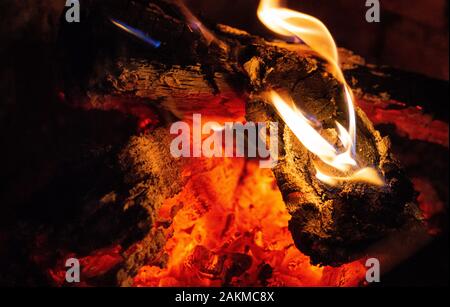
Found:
[134,158,368,287]
[258,0,383,186]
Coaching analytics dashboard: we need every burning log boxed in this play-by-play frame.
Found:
[114,128,187,285]
[55,0,421,270]
[244,51,417,265]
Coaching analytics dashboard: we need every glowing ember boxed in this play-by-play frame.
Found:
[258,0,383,186]
[134,159,367,287]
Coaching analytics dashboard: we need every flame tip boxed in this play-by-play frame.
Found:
[259,0,383,187]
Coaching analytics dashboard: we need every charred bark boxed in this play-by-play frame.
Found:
[240,43,417,266]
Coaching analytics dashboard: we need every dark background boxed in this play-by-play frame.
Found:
[185,0,449,80]
[1,0,448,79]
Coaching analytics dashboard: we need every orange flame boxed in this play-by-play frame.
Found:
[258,0,383,186]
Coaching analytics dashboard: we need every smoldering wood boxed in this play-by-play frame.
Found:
[54,0,421,272]
[240,41,417,266]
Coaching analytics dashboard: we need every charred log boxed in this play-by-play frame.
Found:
[240,42,417,265]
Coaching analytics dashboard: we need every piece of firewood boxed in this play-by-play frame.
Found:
[238,41,416,266]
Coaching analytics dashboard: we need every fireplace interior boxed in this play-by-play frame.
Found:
[0,0,448,287]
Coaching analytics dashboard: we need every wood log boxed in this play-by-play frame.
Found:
[21,122,186,286]
[56,0,419,268]
[240,41,417,266]
[247,96,417,266]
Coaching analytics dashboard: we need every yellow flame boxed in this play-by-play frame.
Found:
[316,166,385,186]
[258,0,383,186]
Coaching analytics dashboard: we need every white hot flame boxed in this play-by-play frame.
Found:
[258,0,383,186]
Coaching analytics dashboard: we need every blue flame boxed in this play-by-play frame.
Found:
[110,18,161,48]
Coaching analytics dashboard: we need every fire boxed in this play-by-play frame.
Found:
[258,0,383,186]
[129,0,381,287]
[134,159,367,287]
